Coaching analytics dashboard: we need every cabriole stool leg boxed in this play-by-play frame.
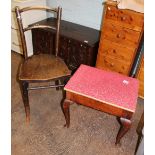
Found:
[63,99,72,128]
[115,117,132,145]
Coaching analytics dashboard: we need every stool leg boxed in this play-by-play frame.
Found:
[115,117,131,145]
[21,81,30,124]
[63,99,72,128]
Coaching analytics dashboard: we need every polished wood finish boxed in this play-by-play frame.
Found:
[63,91,133,144]
[31,18,100,71]
[104,2,143,31]
[96,2,144,75]
[21,81,30,123]
[15,6,71,123]
[19,54,70,81]
[136,56,144,98]
[62,64,139,144]
[116,117,132,144]
[15,6,61,59]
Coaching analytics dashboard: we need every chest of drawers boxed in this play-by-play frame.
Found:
[31,18,100,71]
[96,2,144,75]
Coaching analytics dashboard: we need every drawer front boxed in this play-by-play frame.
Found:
[11,10,18,29]
[11,41,22,54]
[11,28,23,54]
[98,38,136,62]
[105,4,144,31]
[11,29,21,45]
[96,53,131,75]
[102,22,141,48]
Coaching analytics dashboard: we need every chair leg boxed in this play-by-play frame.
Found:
[62,99,72,128]
[21,81,30,124]
[55,80,60,90]
[115,117,131,145]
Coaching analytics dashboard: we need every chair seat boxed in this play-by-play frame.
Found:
[19,54,71,81]
[64,64,139,112]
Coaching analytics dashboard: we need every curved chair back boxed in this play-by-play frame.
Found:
[15,6,62,59]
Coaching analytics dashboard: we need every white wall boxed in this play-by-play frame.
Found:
[46,0,104,30]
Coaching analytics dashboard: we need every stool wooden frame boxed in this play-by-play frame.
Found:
[62,65,138,144]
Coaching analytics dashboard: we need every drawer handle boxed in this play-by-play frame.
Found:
[104,60,108,63]
[11,27,18,30]
[12,42,21,46]
[122,66,125,70]
[116,33,125,39]
[110,63,114,67]
[121,16,126,21]
[107,7,111,11]
[112,49,116,54]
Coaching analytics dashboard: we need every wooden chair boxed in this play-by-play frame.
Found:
[62,64,139,144]
[15,6,71,123]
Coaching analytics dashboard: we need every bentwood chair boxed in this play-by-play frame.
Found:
[15,6,71,123]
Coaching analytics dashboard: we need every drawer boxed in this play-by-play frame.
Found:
[11,10,18,29]
[11,29,22,54]
[105,4,144,31]
[98,38,136,62]
[11,40,23,54]
[102,22,141,48]
[96,53,131,75]
[11,29,21,46]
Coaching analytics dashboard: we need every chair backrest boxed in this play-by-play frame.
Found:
[15,6,62,59]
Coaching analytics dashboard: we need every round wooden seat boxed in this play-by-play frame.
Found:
[19,54,71,81]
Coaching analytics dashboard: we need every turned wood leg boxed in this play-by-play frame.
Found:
[115,117,132,145]
[21,81,30,124]
[62,99,72,128]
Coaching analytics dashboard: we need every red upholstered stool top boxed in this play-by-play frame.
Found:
[64,65,139,112]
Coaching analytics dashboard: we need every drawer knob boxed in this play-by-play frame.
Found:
[12,42,21,46]
[104,60,108,63]
[11,26,18,30]
[121,16,126,21]
[116,33,125,39]
[107,7,111,11]
[110,63,114,67]
[122,66,125,70]
[112,49,116,54]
